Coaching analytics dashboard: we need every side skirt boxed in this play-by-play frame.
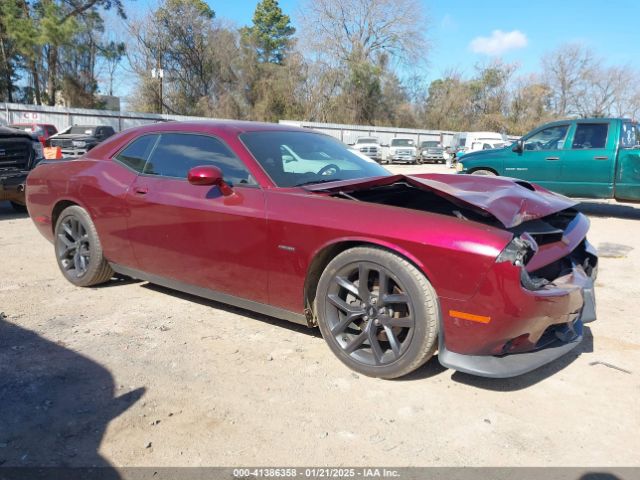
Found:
[110,263,308,326]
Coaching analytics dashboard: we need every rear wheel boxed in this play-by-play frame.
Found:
[315,247,439,379]
[54,205,114,287]
[471,169,497,176]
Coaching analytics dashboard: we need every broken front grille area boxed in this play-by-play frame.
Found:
[515,209,597,290]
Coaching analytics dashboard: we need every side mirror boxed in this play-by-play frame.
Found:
[512,139,524,153]
[187,165,233,196]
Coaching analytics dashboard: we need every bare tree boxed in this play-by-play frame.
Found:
[542,43,595,116]
[298,0,428,67]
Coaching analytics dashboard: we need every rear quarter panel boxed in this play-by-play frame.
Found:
[26,157,139,267]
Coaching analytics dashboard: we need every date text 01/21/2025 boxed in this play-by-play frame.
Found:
[232,468,401,478]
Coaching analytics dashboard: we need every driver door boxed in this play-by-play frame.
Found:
[505,123,570,188]
[125,132,269,304]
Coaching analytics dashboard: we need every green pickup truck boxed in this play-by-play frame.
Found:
[456,118,640,201]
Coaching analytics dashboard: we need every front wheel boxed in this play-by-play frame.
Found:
[471,169,497,176]
[54,205,114,287]
[315,247,439,379]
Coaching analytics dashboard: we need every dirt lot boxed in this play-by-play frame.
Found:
[1,162,639,469]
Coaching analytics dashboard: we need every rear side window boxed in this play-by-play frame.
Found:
[620,122,639,148]
[143,133,255,185]
[572,123,608,149]
[115,134,159,173]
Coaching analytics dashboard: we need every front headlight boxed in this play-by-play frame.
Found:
[455,162,464,172]
[32,141,44,162]
[73,140,86,148]
[496,235,537,266]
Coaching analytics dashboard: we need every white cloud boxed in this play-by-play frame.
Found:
[469,30,528,56]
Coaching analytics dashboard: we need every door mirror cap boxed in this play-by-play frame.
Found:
[512,139,524,153]
[187,165,233,195]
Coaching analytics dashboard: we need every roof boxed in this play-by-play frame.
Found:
[123,119,307,136]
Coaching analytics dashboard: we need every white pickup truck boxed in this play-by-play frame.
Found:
[388,138,418,164]
[353,137,383,163]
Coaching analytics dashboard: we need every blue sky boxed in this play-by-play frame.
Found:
[113,0,640,98]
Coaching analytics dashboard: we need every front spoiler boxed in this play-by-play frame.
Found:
[438,265,596,378]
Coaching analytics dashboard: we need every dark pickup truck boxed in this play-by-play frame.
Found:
[456,118,640,202]
[0,126,44,211]
[49,125,116,158]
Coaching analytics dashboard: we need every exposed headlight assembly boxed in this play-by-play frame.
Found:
[73,140,86,148]
[496,234,537,267]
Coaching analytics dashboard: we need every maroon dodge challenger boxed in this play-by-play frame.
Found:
[26,121,597,379]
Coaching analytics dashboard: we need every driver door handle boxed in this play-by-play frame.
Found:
[594,156,609,160]
[545,156,560,161]
[134,186,148,195]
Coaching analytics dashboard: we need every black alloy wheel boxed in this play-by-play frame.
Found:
[316,247,439,378]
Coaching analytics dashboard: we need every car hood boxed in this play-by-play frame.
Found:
[0,126,35,140]
[304,173,577,228]
[53,133,96,140]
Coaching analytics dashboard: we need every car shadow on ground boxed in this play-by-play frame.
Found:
[577,201,640,220]
[0,201,28,220]
[142,283,323,338]
[448,326,594,391]
[0,318,144,471]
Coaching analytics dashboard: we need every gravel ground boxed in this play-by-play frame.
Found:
[0,162,639,469]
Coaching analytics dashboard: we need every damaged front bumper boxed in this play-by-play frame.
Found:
[438,212,598,378]
[439,262,596,378]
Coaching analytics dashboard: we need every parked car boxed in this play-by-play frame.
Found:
[27,121,597,379]
[456,118,640,202]
[354,137,383,163]
[419,140,444,163]
[444,131,506,168]
[388,137,418,164]
[49,125,116,158]
[8,123,58,147]
[0,126,44,211]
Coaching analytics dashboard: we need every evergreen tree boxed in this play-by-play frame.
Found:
[242,0,295,64]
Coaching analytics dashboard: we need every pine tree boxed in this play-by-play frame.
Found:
[242,0,295,64]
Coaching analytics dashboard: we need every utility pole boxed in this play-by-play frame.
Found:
[151,63,164,114]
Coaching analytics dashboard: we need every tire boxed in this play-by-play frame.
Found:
[10,201,27,213]
[315,246,439,379]
[471,169,497,176]
[54,205,114,287]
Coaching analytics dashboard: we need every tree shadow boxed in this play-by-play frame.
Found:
[0,318,144,471]
[577,201,640,220]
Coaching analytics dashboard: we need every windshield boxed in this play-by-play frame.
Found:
[69,126,96,135]
[240,131,391,187]
[356,138,378,144]
[391,139,414,147]
[420,141,439,148]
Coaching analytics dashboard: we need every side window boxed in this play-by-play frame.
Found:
[143,133,256,185]
[46,126,57,136]
[572,123,608,149]
[115,134,159,173]
[523,125,569,151]
[483,143,492,150]
[620,122,638,148]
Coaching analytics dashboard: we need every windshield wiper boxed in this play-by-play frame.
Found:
[294,179,342,187]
